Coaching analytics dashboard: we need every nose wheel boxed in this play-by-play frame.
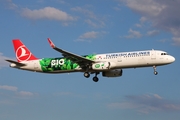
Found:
[153,66,158,75]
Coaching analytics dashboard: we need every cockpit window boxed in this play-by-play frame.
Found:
[161,53,168,55]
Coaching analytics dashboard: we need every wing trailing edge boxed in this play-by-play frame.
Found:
[47,38,95,63]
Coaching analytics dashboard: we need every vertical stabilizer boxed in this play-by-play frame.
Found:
[12,39,38,62]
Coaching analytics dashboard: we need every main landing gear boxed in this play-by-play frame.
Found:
[93,72,99,82]
[153,65,158,75]
[84,72,99,82]
[84,72,90,78]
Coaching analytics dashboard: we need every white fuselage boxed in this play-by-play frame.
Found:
[94,50,175,69]
[11,50,175,73]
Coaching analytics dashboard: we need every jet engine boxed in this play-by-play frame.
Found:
[102,69,123,77]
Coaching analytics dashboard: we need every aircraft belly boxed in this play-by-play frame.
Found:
[44,69,83,74]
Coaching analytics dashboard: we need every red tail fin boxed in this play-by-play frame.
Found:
[12,39,38,62]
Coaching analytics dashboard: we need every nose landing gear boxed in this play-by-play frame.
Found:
[153,66,158,75]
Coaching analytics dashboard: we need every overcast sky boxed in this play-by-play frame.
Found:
[0,0,180,120]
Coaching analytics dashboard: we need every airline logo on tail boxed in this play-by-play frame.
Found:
[13,39,37,62]
[16,45,31,62]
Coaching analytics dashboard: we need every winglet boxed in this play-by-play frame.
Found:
[47,38,55,48]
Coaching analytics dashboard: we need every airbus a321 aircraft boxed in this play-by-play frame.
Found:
[6,38,175,82]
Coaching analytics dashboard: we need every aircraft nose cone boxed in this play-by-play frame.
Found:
[170,56,175,63]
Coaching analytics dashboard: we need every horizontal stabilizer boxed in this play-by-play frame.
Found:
[6,59,26,66]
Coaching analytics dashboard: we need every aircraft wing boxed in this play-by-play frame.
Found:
[6,59,26,66]
[47,38,95,64]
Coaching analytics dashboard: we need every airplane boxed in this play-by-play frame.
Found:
[6,38,175,82]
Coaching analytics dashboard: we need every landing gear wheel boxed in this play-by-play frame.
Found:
[153,65,158,75]
[84,72,90,78]
[93,77,99,82]
[154,71,158,75]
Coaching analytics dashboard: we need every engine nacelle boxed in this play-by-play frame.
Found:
[102,69,123,77]
[92,62,116,70]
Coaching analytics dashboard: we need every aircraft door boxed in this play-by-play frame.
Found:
[151,50,156,60]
